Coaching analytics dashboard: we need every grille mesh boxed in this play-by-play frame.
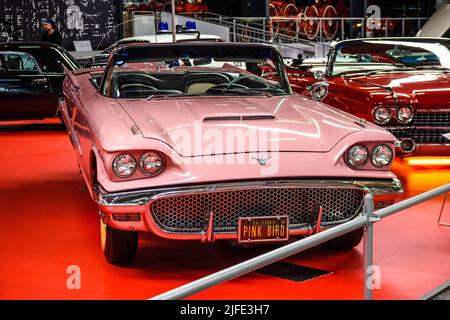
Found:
[150,188,364,233]
[413,112,450,126]
[390,128,450,144]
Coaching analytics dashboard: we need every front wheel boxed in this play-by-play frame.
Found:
[100,219,138,264]
[328,227,364,250]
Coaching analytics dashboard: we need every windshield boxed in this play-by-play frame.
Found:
[100,44,292,99]
[330,40,450,76]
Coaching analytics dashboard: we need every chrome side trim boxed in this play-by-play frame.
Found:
[95,178,404,207]
[417,143,450,146]
[414,126,450,130]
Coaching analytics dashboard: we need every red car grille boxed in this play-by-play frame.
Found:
[413,112,450,127]
[390,128,449,144]
[386,110,450,145]
[149,188,364,233]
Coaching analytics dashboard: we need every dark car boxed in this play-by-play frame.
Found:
[0,42,80,121]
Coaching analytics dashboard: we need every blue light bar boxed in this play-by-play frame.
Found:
[158,22,169,32]
[185,21,196,30]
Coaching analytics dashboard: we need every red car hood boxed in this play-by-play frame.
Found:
[345,71,450,105]
[118,96,364,157]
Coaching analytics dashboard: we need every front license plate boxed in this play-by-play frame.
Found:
[238,216,289,243]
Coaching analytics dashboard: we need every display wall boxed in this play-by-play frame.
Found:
[0,0,119,49]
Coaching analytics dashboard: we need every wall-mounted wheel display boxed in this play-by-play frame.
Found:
[269,0,343,40]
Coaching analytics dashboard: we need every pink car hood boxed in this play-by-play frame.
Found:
[118,96,363,156]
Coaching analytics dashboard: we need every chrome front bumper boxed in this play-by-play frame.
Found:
[94,178,404,241]
[95,178,404,207]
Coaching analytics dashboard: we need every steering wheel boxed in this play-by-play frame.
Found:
[228,75,271,89]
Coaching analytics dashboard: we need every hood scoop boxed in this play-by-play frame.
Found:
[203,115,276,122]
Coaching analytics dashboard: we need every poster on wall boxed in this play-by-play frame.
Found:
[0,0,118,49]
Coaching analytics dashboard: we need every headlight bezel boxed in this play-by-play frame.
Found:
[112,154,137,178]
[371,144,394,167]
[396,106,414,124]
[345,143,395,170]
[138,151,165,177]
[346,144,369,168]
[373,106,392,124]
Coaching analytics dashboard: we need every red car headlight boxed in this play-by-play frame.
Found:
[396,106,414,124]
[373,106,391,124]
[112,154,137,178]
[139,152,165,176]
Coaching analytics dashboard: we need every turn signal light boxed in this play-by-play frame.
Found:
[112,214,141,221]
[404,157,450,166]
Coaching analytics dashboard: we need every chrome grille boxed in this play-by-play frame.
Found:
[389,128,449,144]
[413,112,450,127]
[150,188,364,233]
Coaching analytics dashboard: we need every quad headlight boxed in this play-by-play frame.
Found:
[139,152,164,176]
[112,151,165,178]
[112,154,137,177]
[371,144,393,167]
[373,106,391,124]
[347,145,369,168]
[346,144,394,169]
[396,106,414,124]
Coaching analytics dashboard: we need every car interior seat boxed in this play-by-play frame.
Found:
[183,73,230,94]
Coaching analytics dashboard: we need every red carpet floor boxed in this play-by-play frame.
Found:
[0,120,449,299]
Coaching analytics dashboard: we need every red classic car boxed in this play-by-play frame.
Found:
[59,42,403,264]
[284,38,450,157]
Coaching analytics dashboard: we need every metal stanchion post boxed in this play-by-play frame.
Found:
[402,19,405,37]
[319,18,323,40]
[385,18,389,37]
[263,18,266,42]
[171,0,176,43]
[362,18,365,38]
[363,193,376,300]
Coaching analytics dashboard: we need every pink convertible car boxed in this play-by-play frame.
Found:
[60,42,403,264]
